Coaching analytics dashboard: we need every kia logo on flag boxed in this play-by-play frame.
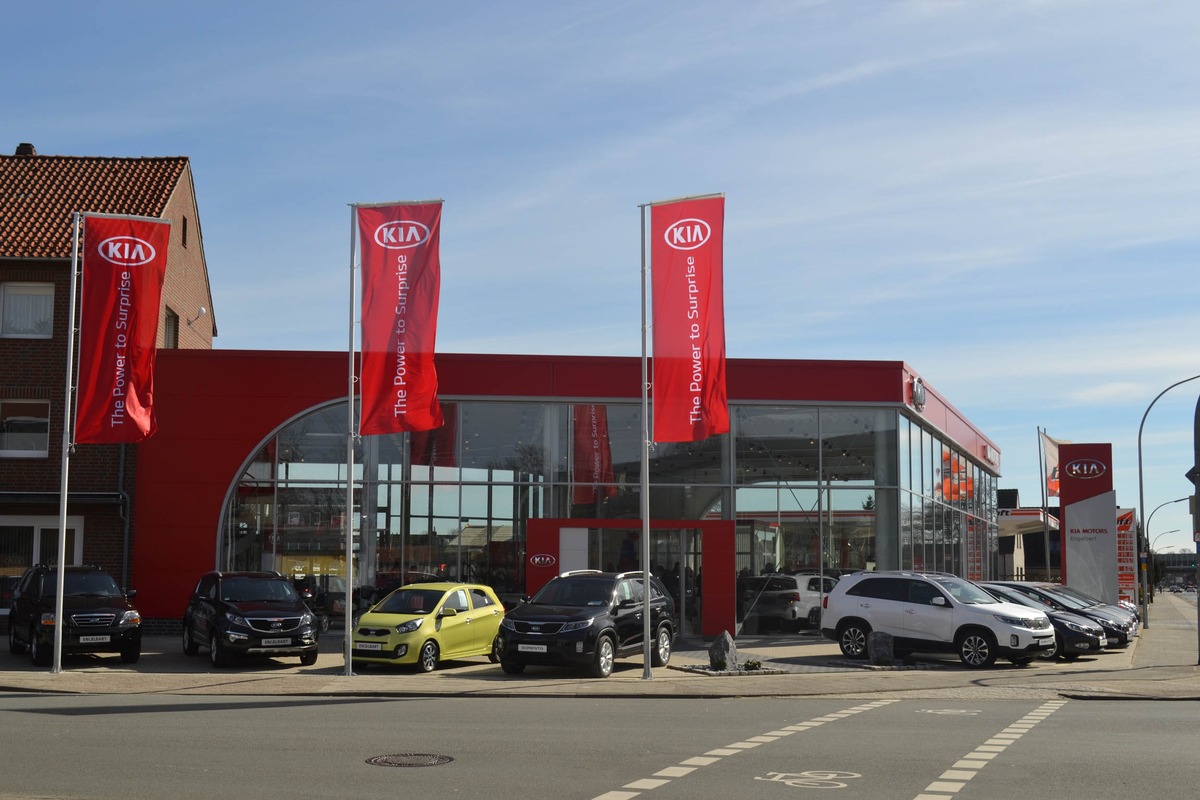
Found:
[663,218,711,251]
[374,220,430,250]
[529,554,556,568]
[1064,459,1107,479]
[97,236,157,267]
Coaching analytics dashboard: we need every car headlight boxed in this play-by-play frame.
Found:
[994,614,1039,628]
[394,618,424,635]
[1060,619,1090,633]
[119,610,141,626]
[561,618,594,633]
[499,617,515,631]
[301,610,315,626]
[224,611,249,628]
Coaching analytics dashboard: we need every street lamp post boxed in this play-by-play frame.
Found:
[1137,374,1200,629]
[1148,529,1181,595]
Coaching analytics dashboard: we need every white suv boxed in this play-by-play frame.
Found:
[820,571,1055,668]
[740,573,837,632]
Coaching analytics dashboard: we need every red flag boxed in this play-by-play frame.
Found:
[650,196,728,442]
[358,202,443,435]
[572,404,617,505]
[75,215,169,444]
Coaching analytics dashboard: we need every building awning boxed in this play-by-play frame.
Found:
[998,508,1059,538]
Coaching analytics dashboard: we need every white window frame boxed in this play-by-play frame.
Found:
[0,282,55,339]
[0,515,85,570]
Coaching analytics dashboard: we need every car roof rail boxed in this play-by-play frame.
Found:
[559,569,603,578]
[613,571,652,580]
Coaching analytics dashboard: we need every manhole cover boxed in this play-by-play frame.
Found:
[366,753,454,768]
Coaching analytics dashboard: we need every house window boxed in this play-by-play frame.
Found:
[0,400,50,458]
[163,309,180,349]
[182,216,188,248]
[0,283,54,338]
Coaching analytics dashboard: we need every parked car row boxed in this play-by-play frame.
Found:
[820,571,1137,669]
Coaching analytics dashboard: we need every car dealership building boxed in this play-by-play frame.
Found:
[130,349,1001,638]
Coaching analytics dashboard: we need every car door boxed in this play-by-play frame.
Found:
[613,579,644,653]
[900,579,955,648]
[190,575,220,647]
[435,588,473,658]
[8,568,37,643]
[846,577,909,636]
[467,586,503,653]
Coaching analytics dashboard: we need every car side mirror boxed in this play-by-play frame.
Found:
[300,588,314,600]
[931,596,948,607]
[438,607,458,617]
[617,598,638,609]
[126,588,137,600]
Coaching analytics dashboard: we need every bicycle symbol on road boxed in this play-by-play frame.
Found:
[755,770,862,789]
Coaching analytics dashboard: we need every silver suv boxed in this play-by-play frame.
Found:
[741,573,837,632]
[820,571,1055,668]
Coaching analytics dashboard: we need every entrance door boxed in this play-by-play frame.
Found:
[647,529,701,637]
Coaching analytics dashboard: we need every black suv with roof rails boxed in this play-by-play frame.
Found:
[497,570,676,678]
[181,571,320,668]
[7,564,142,666]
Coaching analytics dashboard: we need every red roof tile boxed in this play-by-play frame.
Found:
[0,150,189,259]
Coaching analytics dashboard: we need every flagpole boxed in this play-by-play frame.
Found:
[52,214,84,674]
[344,205,358,677]
[639,202,653,680]
[1038,428,1050,580]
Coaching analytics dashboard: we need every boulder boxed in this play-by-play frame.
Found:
[866,631,894,666]
[709,630,739,671]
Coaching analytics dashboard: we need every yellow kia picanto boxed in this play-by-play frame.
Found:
[351,582,504,671]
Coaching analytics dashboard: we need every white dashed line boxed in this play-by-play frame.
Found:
[588,699,899,799]
[910,699,1068,800]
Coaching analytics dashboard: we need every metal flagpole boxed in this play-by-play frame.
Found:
[639,202,653,680]
[1038,428,1050,580]
[344,206,358,677]
[52,214,84,674]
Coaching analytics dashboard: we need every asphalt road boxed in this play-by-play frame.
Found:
[0,693,1193,800]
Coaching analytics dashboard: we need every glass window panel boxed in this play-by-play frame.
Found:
[0,399,50,457]
[1,283,53,337]
[460,401,556,482]
[734,485,821,572]
[820,408,897,488]
[648,437,726,485]
[734,406,818,485]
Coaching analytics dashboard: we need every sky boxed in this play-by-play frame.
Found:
[5,0,1200,554]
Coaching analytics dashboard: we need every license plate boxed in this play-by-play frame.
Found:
[1037,638,1054,647]
[355,642,383,651]
[78,635,110,644]
[518,644,547,653]
[260,637,291,647]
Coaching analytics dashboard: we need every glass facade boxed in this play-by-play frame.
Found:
[220,399,998,608]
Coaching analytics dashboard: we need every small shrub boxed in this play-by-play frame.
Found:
[743,659,762,671]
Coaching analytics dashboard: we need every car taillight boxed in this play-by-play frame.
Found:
[822,597,828,609]
[786,592,801,602]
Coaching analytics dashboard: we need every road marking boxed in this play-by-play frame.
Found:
[588,700,899,799]
[909,699,1068,800]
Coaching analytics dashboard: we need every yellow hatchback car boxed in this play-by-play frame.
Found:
[351,582,505,671]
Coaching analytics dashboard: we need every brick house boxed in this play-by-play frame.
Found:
[0,142,215,592]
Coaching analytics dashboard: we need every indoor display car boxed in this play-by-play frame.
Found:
[740,572,837,632]
[351,582,505,671]
[181,571,320,668]
[821,570,1055,668]
[980,582,1107,660]
[497,570,676,679]
[7,564,142,666]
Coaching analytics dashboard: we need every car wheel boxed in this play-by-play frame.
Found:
[488,635,502,664]
[8,624,25,655]
[837,621,870,659]
[120,643,141,664]
[1011,657,1034,667]
[417,640,439,673]
[650,625,672,668]
[182,622,198,656]
[319,616,331,634]
[299,650,318,667]
[30,630,51,667]
[807,607,821,628]
[957,629,998,668]
[1061,653,1080,662]
[209,634,230,668]
[589,635,615,678]
[500,660,525,675]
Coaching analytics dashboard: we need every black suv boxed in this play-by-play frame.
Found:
[181,571,320,668]
[497,570,676,678]
[7,565,142,667]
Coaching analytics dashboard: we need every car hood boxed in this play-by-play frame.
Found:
[506,603,604,623]
[358,610,429,625]
[1046,610,1100,629]
[225,600,308,617]
[974,600,1048,621]
[51,595,135,614]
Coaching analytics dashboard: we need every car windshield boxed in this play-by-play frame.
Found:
[377,589,447,615]
[43,571,122,598]
[221,577,297,603]
[933,577,998,605]
[1051,585,1104,606]
[1036,586,1093,610]
[532,577,614,607]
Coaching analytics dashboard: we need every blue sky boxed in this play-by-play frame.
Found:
[6,1,1200,554]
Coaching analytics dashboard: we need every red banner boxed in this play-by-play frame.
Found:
[572,404,617,505]
[75,215,169,444]
[650,196,728,442]
[358,202,443,435]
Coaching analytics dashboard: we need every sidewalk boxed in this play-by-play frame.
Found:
[2,594,1197,701]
